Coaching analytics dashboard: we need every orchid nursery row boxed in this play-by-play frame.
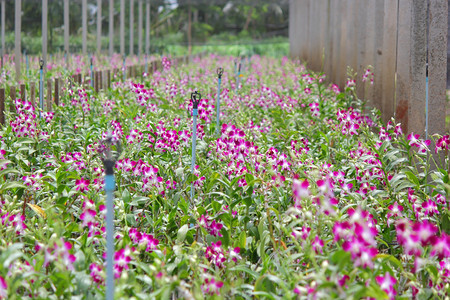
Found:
[0,54,449,299]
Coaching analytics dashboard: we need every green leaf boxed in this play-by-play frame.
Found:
[1,181,27,191]
[441,212,450,235]
[177,224,189,243]
[238,231,247,249]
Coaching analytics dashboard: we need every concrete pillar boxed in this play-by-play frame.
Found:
[138,0,143,57]
[82,0,87,55]
[1,0,5,58]
[428,0,448,136]
[64,0,69,55]
[381,0,398,124]
[120,0,125,56]
[109,0,114,56]
[356,0,367,100]
[146,0,150,55]
[97,0,102,54]
[15,0,21,83]
[130,0,134,56]
[372,0,385,113]
[42,0,48,67]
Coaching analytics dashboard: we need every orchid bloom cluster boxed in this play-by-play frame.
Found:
[90,246,136,284]
[61,152,87,171]
[115,158,167,194]
[129,227,159,253]
[334,207,379,269]
[10,98,38,138]
[162,56,171,71]
[71,88,90,113]
[201,275,224,296]
[42,112,55,123]
[79,199,105,240]
[336,108,373,136]
[407,133,431,154]
[36,238,77,271]
[22,173,43,191]
[0,276,6,299]
[0,209,27,235]
[362,68,375,85]
[198,214,224,237]
[131,83,157,112]
[149,124,191,152]
[204,240,241,268]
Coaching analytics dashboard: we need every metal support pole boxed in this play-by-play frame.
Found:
[123,57,126,82]
[190,91,201,201]
[215,68,223,135]
[39,59,44,117]
[103,135,117,300]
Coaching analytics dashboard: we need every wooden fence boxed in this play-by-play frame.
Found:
[0,54,194,125]
[289,0,448,136]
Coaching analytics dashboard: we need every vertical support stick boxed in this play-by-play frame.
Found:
[82,0,87,56]
[64,0,69,56]
[97,0,102,54]
[20,84,25,102]
[39,62,44,117]
[190,111,198,201]
[120,0,125,56]
[129,0,134,56]
[15,0,21,83]
[215,73,222,135]
[107,70,111,88]
[123,57,126,82]
[0,88,4,125]
[30,82,35,108]
[47,79,52,112]
[90,57,94,88]
[109,0,114,57]
[42,0,48,67]
[9,86,16,112]
[55,78,59,107]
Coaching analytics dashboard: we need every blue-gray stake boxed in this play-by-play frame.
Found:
[145,54,148,75]
[39,59,44,118]
[102,134,120,300]
[215,67,224,135]
[236,62,242,92]
[190,91,201,201]
[25,52,29,76]
[123,57,126,82]
[90,56,94,88]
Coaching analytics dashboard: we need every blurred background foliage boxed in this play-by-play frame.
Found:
[3,0,289,57]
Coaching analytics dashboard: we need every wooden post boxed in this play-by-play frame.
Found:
[145,0,150,55]
[82,0,87,56]
[42,0,48,67]
[9,86,16,112]
[95,72,99,92]
[330,0,341,87]
[346,0,358,76]
[20,84,25,101]
[99,71,103,90]
[323,0,332,81]
[428,0,448,136]
[97,0,102,54]
[64,0,69,55]
[55,78,59,106]
[47,79,52,111]
[138,0,143,57]
[30,82,36,108]
[109,0,114,57]
[78,74,82,85]
[15,0,21,83]
[130,0,134,56]
[120,0,125,56]
[107,70,111,88]
[0,88,4,124]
